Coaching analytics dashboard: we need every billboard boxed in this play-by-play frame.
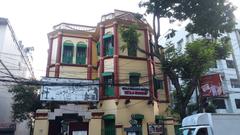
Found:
[40,77,99,102]
[120,86,150,97]
[200,74,223,97]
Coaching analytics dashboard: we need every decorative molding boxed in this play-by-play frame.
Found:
[118,55,147,61]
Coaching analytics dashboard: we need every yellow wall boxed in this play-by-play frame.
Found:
[51,38,58,64]
[89,119,102,135]
[105,27,114,35]
[92,41,98,67]
[99,99,173,135]
[49,67,55,77]
[104,59,114,72]
[92,69,98,79]
[118,29,146,58]
[137,30,146,58]
[59,66,87,79]
[33,119,49,135]
[61,36,88,64]
[100,99,118,115]
[118,58,148,84]
[33,109,49,135]
[116,99,155,135]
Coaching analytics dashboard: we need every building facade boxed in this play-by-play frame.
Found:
[0,18,34,135]
[160,21,240,114]
[34,10,175,135]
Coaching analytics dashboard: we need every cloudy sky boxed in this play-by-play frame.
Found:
[0,0,239,79]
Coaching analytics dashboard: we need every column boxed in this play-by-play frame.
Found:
[46,36,53,77]
[99,25,105,98]
[113,22,119,98]
[89,112,104,135]
[33,109,49,135]
[55,32,63,77]
[144,29,154,97]
[87,36,93,79]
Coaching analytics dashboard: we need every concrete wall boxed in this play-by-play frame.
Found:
[50,38,58,64]
[59,66,87,79]
[104,59,114,72]
[118,58,148,84]
[100,99,173,135]
[0,20,32,135]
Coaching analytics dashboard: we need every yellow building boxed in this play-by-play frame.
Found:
[34,10,175,135]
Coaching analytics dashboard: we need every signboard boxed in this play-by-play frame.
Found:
[148,124,163,135]
[40,77,99,102]
[200,74,223,97]
[120,86,149,97]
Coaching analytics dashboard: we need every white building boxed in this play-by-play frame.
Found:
[160,21,240,114]
[0,18,34,135]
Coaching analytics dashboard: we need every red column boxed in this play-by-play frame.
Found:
[55,32,63,78]
[164,74,170,102]
[99,25,105,98]
[113,22,119,98]
[46,36,53,77]
[87,36,93,80]
[144,29,154,98]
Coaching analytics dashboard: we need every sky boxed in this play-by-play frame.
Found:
[0,0,240,79]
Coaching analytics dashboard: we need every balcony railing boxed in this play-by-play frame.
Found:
[101,13,115,22]
[53,23,96,32]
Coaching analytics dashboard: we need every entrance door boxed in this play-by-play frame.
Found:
[69,122,88,135]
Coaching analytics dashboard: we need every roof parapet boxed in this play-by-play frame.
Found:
[53,23,96,32]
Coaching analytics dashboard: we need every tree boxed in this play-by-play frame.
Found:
[164,38,231,119]
[8,84,41,123]
[138,0,236,120]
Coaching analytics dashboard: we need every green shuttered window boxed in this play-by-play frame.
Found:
[102,114,116,135]
[129,72,141,86]
[62,40,87,65]
[76,43,87,64]
[103,34,114,56]
[102,72,114,96]
[62,41,74,64]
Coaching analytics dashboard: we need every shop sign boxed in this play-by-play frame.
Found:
[147,123,163,135]
[120,86,149,97]
[40,77,99,102]
[200,73,223,97]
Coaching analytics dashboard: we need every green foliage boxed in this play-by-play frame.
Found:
[183,0,236,38]
[140,0,236,38]
[139,0,235,120]
[163,38,231,119]
[164,38,231,80]
[119,25,141,53]
[187,103,198,115]
[205,103,216,113]
[8,84,41,122]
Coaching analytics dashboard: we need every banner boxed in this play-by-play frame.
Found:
[200,74,223,97]
[40,77,99,102]
[120,86,149,97]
